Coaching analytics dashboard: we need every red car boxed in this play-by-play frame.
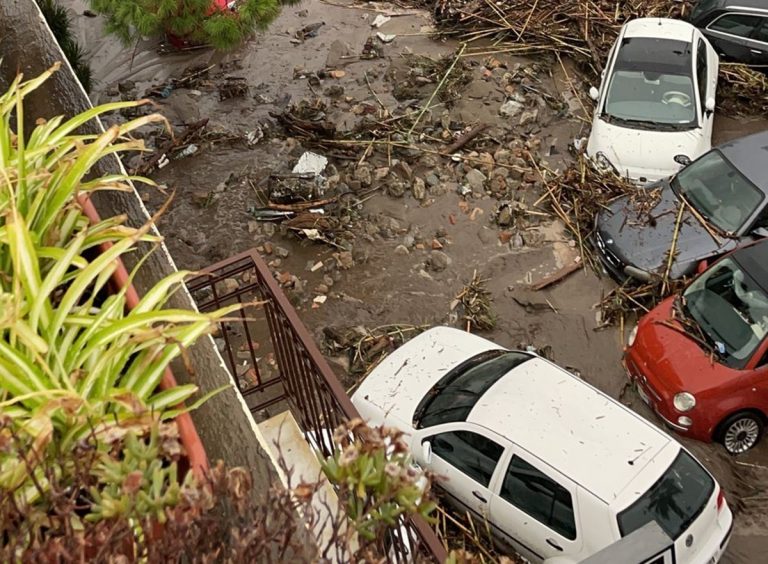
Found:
[625,240,768,454]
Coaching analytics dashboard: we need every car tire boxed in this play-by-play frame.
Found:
[718,412,765,455]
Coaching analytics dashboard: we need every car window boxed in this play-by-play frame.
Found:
[708,13,762,38]
[754,18,768,43]
[618,451,714,540]
[414,350,532,428]
[671,149,764,234]
[696,39,708,113]
[684,257,768,368]
[499,455,577,540]
[429,430,504,487]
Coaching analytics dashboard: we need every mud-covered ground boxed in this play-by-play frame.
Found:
[63,0,768,560]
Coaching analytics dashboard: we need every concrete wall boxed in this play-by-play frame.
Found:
[0,0,277,494]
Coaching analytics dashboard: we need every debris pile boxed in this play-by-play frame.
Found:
[431,0,693,75]
[322,325,427,377]
[719,63,768,116]
[452,271,496,331]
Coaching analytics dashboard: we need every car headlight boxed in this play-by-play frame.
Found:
[673,392,696,412]
[594,151,617,173]
[627,325,638,347]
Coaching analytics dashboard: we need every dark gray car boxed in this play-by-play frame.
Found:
[689,0,768,66]
[594,130,768,282]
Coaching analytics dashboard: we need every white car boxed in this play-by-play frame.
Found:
[586,18,719,184]
[352,327,733,564]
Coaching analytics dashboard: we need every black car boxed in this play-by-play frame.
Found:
[689,0,768,66]
[594,130,768,283]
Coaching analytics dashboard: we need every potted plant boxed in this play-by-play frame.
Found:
[0,64,236,553]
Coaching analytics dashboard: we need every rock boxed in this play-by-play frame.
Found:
[494,148,512,164]
[499,99,523,118]
[403,234,415,248]
[465,168,487,191]
[118,80,136,94]
[519,109,539,127]
[476,152,495,175]
[392,160,413,180]
[316,284,330,294]
[191,190,212,208]
[222,278,239,294]
[274,246,290,258]
[411,177,426,201]
[263,242,274,255]
[425,173,440,187]
[427,251,451,272]
[374,167,390,181]
[354,164,372,186]
[477,227,496,244]
[247,221,260,234]
[431,239,443,250]
[262,222,276,237]
[497,205,514,227]
[324,85,345,97]
[489,174,507,194]
[334,251,354,269]
[323,275,335,287]
[387,179,406,198]
[394,244,410,255]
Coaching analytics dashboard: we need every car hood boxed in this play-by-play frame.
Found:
[587,119,707,183]
[632,297,737,395]
[597,181,729,278]
[351,327,503,431]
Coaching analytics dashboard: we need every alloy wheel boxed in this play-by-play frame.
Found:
[724,417,760,454]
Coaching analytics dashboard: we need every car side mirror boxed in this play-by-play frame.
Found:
[753,227,768,238]
[422,440,433,464]
[705,97,715,114]
[589,86,599,101]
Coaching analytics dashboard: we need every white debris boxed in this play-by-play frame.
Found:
[371,15,391,28]
[313,295,327,304]
[499,99,524,118]
[292,151,328,175]
[376,32,396,43]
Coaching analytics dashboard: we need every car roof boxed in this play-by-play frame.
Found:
[734,240,768,293]
[468,357,674,504]
[623,18,696,43]
[713,0,768,12]
[718,129,768,191]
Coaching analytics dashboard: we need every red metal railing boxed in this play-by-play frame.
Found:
[187,249,446,563]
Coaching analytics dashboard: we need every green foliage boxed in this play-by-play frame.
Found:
[88,0,290,50]
[34,0,93,92]
[319,420,437,542]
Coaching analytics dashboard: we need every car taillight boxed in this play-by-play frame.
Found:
[717,488,726,512]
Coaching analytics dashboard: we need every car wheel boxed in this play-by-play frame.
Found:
[719,412,764,454]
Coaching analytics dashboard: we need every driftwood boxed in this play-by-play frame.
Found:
[440,123,490,155]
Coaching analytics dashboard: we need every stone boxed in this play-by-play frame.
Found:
[247,221,260,234]
[427,251,451,272]
[403,234,415,248]
[519,109,539,127]
[323,275,335,287]
[476,152,495,175]
[324,85,345,97]
[497,205,514,227]
[274,246,290,258]
[431,239,443,250]
[374,167,390,181]
[499,99,523,118]
[465,168,487,191]
[334,251,354,269]
[316,284,330,294]
[394,244,410,255]
[490,175,507,194]
[263,242,274,255]
[191,190,212,208]
[118,80,136,94]
[392,160,413,180]
[222,278,239,294]
[411,177,426,201]
[494,148,512,164]
[425,173,440,187]
[387,180,406,198]
[262,222,276,237]
[354,164,372,186]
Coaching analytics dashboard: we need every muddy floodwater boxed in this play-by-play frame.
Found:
[62,0,768,560]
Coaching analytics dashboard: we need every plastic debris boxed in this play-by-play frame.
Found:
[176,144,198,158]
[376,32,396,43]
[371,15,391,28]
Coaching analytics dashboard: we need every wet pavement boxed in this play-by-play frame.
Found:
[61,0,768,559]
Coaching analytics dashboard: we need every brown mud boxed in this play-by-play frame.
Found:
[62,0,768,559]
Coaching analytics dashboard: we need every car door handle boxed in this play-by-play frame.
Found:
[472,490,487,503]
[546,538,563,551]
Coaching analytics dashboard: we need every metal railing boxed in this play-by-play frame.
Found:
[187,249,446,563]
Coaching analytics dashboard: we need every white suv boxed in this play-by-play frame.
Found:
[352,327,733,563]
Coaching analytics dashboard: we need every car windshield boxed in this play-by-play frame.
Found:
[671,150,763,234]
[603,37,696,127]
[683,257,768,368]
[617,450,714,540]
[413,350,531,428]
